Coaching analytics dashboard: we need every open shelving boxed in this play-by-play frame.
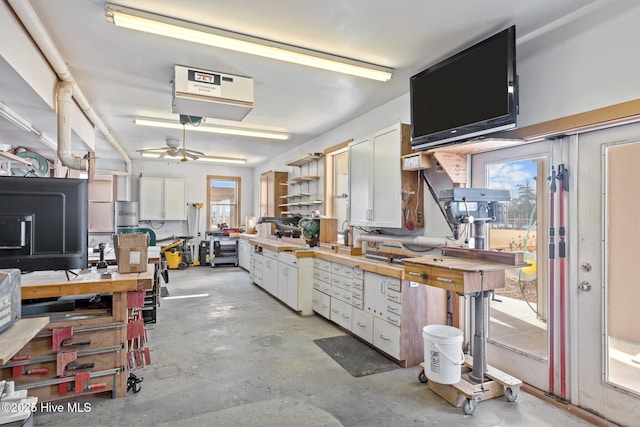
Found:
[282,153,324,217]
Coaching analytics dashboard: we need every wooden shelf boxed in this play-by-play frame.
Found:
[280,193,312,199]
[285,153,324,166]
[0,317,50,364]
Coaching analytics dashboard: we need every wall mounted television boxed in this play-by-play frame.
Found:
[410,25,517,151]
[0,176,88,272]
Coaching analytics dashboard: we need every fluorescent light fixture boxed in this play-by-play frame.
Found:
[105,4,393,81]
[0,101,33,132]
[140,152,162,158]
[133,117,290,140]
[197,156,246,164]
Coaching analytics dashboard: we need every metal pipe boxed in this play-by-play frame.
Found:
[7,0,131,173]
[57,81,88,171]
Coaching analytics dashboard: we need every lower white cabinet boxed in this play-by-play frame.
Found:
[252,252,263,286]
[330,297,352,330]
[262,249,279,296]
[238,239,252,270]
[278,252,313,315]
[351,308,373,343]
[312,289,331,318]
[373,316,401,360]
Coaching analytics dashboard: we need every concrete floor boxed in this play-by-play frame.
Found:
[33,267,595,426]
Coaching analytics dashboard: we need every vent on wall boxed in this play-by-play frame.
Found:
[172,65,254,121]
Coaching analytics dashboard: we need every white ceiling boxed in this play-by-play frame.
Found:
[0,0,603,168]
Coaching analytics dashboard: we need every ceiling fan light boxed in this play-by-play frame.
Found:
[140,152,162,158]
[197,156,247,164]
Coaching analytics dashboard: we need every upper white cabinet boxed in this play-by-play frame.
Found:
[349,123,409,228]
[139,177,186,220]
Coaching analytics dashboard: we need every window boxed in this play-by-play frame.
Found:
[324,140,351,242]
[207,175,241,230]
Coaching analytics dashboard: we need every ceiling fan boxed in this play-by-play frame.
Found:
[137,115,207,162]
[136,135,204,161]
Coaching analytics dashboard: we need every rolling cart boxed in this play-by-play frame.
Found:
[209,232,239,267]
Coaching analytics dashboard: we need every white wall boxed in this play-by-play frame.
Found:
[129,159,253,244]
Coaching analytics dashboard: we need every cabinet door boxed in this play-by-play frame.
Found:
[263,257,278,296]
[348,137,372,226]
[363,271,388,319]
[139,177,163,220]
[164,178,186,220]
[284,264,299,309]
[352,308,373,343]
[371,125,402,227]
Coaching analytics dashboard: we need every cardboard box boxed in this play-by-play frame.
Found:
[113,233,149,273]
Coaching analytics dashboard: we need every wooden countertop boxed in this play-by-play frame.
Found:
[246,235,405,279]
[404,255,522,272]
[20,264,154,300]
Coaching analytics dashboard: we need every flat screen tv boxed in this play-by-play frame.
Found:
[410,25,517,151]
[0,176,88,272]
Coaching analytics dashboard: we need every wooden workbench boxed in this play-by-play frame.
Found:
[2,265,154,402]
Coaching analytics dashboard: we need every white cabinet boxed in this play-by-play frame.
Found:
[252,251,263,286]
[262,249,279,296]
[238,239,252,270]
[373,316,401,359]
[312,289,331,318]
[139,177,186,220]
[348,123,407,228]
[330,297,352,330]
[364,271,401,319]
[278,252,313,315]
[351,308,373,343]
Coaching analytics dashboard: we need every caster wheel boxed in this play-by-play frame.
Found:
[463,398,477,415]
[178,262,188,270]
[505,387,518,402]
[418,371,428,384]
[132,382,142,393]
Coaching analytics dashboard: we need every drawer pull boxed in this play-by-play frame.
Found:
[322,304,328,308]
[379,334,390,341]
[408,271,427,279]
[357,322,366,328]
[436,277,454,284]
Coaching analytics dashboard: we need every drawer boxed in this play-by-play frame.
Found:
[331,263,353,278]
[279,252,297,267]
[373,317,401,360]
[263,249,279,261]
[384,310,401,327]
[353,267,363,280]
[312,289,331,318]
[385,277,401,292]
[313,279,332,295]
[386,300,402,317]
[351,278,363,292]
[352,287,363,301]
[330,298,352,330]
[331,275,351,291]
[254,256,263,267]
[313,258,332,272]
[313,268,332,284]
[351,308,373,343]
[427,268,466,293]
[331,286,352,304]
[385,290,401,305]
[352,297,364,310]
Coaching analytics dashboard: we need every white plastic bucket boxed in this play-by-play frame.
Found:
[422,324,464,384]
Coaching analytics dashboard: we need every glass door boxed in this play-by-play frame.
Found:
[472,141,551,390]
[573,123,640,425]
